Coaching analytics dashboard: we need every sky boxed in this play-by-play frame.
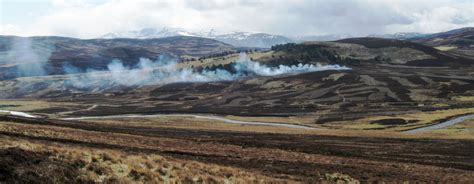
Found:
[0,0,473,38]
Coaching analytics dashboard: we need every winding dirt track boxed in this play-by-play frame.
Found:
[4,108,472,133]
[61,114,318,130]
[405,114,474,133]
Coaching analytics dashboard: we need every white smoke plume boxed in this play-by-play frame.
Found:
[233,53,347,76]
[64,53,350,88]
[5,37,52,77]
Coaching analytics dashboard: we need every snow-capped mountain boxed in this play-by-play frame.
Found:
[290,32,427,42]
[101,27,293,48]
[102,27,197,39]
[212,32,293,48]
[291,34,354,42]
[368,32,427,40]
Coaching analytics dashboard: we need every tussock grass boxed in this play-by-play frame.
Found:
[0,134,282,183]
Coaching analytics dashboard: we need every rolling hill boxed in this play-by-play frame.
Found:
[1,35,474,183]
[1,37,472,123]
[409,27,474,57]
[262,37,473,67]
[0,36,235,79]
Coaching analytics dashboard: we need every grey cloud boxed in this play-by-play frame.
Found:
[255,0,414,35]
[4,0,473,38]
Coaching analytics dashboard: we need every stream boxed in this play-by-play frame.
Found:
[0,110,37,118]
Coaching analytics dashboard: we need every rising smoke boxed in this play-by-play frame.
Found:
[64,53,350,88]
[5,37,52,77]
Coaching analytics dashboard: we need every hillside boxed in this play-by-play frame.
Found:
[410,27,474,57]
[0,36,235,79]
[1,36,474,183]
[336,37,473,66]
[258,37,473,67]
[1,37,473,122]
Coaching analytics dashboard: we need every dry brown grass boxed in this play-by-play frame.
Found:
[0,129,287,183]
[0,99,83,118]
[80,114,474,140]
[86,116,319,134]
[1,117,473,182]
[0,99,53,111]
[223,115,315,125]
[324,108,474,132]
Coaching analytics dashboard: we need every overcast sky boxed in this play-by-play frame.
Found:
[1,0,473,38]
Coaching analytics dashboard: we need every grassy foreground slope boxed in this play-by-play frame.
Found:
[0,115,473,183]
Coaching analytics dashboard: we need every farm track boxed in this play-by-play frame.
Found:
[405,114,474,133]
[61,114,318,130]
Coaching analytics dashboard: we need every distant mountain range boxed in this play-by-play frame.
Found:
[102,27,292,48]
[103,27,474,48]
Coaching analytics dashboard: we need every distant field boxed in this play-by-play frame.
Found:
[324,107,474,132]
[434,45,457,51]
[177,51,277,68]
[1,99,473,137]
[452,95,474,102]
[0,100,53,111]
[83,113,474,140]
[420,118,474,139]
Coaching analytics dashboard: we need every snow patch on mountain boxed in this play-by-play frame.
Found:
[101,27,293,48]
